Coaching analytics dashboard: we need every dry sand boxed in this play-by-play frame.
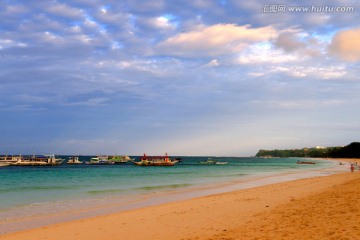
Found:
[1,159,359,240]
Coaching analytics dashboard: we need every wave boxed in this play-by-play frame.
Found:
[228,173,248,177]
[0,185,78,193]
[87,189,126,195]
[134,183,192,191]
[86,183,193,195]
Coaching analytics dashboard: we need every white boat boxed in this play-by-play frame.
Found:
[200,158,228,165]
[67,156,82,164]
[10,154,63,166]
[215,161,228,165]
[86,156,114,165]
[108,155,134,164]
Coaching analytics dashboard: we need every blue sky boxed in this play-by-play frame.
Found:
[1,0,360,156]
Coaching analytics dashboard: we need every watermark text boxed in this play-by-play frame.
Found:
[261,5,354,13]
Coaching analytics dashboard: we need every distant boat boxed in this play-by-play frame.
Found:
[173,157,182,163]
[297,160,315,164]
[10,154,63,166]
[200,159,228,165]
[108,155,133,164]
[215,161,228,165]
[199,158,216,164]
[67,156,82,164]
[132,153,176,166]
[86,156,114,165]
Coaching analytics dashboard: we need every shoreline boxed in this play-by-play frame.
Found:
[1,158,358,239]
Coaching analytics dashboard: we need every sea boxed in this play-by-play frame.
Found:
[0,156,346,234]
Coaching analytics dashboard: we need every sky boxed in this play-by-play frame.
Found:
[1,0,360,156]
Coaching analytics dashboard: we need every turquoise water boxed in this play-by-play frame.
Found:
[0,156,346,234]
[0,156,336,210]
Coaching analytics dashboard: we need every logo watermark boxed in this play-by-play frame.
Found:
[261,4,355,13]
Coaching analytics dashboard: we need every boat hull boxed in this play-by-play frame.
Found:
[85,161,115,165]
[10,162,61,166]
[9,155,63,166]
[132,160,175,166]
[133,153,176,166]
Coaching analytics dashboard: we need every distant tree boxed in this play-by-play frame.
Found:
[329,142,360,158]
[255,142,360,158]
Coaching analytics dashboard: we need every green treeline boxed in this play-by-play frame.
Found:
[255,142,360,158]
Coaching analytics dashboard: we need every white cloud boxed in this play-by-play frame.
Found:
[136,15,177,33]
[0,39,27,49]
[42,31,64,44]
[271,65,347,79]
[73,34,93,44]
[203,59,220,67]
[247,72,265,77]
[157,24,277,57]
[255,99,346,111]
[237,43,299,65]
[153,16,175,29]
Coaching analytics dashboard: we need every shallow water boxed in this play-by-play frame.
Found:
[0,157,345,234]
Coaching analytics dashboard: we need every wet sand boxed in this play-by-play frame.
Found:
[1,159,359,240]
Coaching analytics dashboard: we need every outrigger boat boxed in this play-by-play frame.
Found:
[108,155,133,164]
[200,158,228,165]
[132,153,176,166]
[10,154,63,166]
[67,156,82,164]
[86,156,114,165]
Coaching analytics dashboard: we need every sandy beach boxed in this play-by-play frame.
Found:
[1,159,359,240]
